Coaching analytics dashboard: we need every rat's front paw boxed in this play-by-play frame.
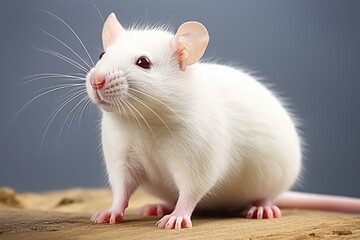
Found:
[91,210,123,224]
[155,214,192,229]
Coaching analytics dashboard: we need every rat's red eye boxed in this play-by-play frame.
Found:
[99,51,105,59]
[136,56,151,69]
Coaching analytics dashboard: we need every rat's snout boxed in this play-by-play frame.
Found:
[87,68,127,112]
[90,73,106,89]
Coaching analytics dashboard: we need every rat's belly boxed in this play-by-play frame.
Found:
[139,154,299,211]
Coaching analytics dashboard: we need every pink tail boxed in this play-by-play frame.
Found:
[274,191,360,212]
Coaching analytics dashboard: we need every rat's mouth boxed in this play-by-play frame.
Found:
[94,90,112,107]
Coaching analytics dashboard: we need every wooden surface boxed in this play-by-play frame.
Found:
[1,187,360,240]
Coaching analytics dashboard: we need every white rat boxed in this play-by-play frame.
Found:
[86,13,360,229]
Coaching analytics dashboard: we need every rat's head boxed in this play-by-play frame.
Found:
[86,13,209,113]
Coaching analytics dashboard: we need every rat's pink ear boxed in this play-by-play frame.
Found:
[102,13,124,50]
[172,21,209,71]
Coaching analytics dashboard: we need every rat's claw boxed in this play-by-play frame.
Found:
[156,215,170,228]
[165,216,177,229]
[246,206,257,219]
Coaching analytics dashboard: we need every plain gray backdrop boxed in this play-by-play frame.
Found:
[1,0,359,197]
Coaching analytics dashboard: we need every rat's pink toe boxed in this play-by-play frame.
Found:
[91,210,123,224]
[156,214,192,229]
[165,216,177,229]
[264,206,273,219]
[246,204,282,219]
[156,215,170,228]
[246,206,257,219]
[90,211,101,222]
[271,205,282,218]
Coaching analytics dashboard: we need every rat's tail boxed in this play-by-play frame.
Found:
[274,191,360,212]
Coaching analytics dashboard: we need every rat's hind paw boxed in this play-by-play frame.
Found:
[156,214,192,229]
[91,210,123,224]
[138,203,174,218]
[246,205,282,219]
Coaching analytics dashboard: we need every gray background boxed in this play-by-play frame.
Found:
[1,0,359,197]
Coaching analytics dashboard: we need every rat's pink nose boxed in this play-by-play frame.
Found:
[90,74,106,89]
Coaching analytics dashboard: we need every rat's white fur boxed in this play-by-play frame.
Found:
[87,25,301,215]
[85,15,360,229]
[97,14,360,231]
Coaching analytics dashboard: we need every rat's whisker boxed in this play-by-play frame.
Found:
[13,84,84,123]
[128,87,182,121]
[42,88,87,146]
[38,27,92,70]
[118,99,133,123]
[90,0,104,23]
[71,94,91,136]
[35,47,88,73]
[126,98,154,137]
[57,85,86,108]
[23,72,86,80]
[92,45,103,52]
[75,97,92,130]
[24,72,86,80]
[57,92,89,145]
[31,83,84,98]
[128,93,173,136]
[122,98,147,135]
[22,73,86,85]
[114,98,129,121]
[39,9,95,66]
